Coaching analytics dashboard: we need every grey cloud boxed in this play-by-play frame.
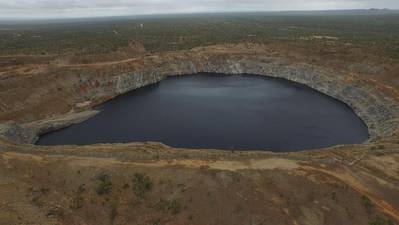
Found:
[0,0,398,18]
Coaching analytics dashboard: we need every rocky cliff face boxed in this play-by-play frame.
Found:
[0,44,398,144]
[72,51,399,142]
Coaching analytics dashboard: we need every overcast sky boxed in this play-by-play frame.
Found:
[0,0,398,18]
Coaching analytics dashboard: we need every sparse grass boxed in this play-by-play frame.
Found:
[96,173,112,195]
[132,173,153,198]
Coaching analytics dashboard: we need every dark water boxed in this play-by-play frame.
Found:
[37,73,368,151]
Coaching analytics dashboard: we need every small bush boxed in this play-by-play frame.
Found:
[188,214,194,221]
[96,174,112,195]
[71,184,86,209]
[155,198,169,212]
[31,196,43,207]
[155,198,183,215]
[71,195,84,209]
[46,207,64,219]
[78,184,86,193]
[362,195,374,211]
[330,192,337,201]
[369,215,394,225]
[132,173,153,198]
[109,203,118,223]
[168,199,183,215]
[152,218,161,225]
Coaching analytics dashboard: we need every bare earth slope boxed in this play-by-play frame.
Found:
[0,42,398,225]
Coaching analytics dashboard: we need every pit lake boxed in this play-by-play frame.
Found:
[37,73,369,151]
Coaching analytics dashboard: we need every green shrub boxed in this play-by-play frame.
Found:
[132,173,153,198]
[96,174,112,195]
[70,184,85,209]
[46,207,64,219]
[109,202,118,223]
[152,218,161,225]
[369,215,394,225]
[168,199,183,215]
[155,198,183,215]
[362,195,374,211]
[326,192,337,201]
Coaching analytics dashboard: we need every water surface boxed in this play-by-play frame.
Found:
[37,73,368,151]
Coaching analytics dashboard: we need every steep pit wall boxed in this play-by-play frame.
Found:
[1,47,399,145]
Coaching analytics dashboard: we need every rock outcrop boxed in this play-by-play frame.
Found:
[0,122,37,144]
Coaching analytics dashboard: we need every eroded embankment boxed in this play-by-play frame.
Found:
[0,147,399,225]
[0,44,399,146]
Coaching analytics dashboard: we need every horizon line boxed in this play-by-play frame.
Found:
[0,8,398,21]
